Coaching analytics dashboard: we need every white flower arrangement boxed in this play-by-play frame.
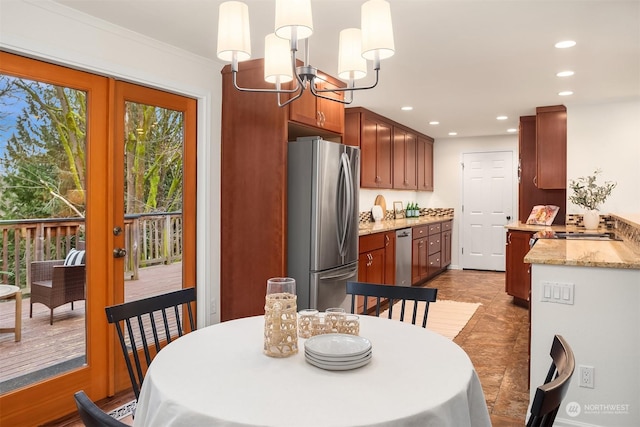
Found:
[568,169,616,211]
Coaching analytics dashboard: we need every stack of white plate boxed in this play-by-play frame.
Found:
[304,334,372,371]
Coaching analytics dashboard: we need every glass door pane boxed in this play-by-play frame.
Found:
[0,74,88,392]
[122,101,184,303]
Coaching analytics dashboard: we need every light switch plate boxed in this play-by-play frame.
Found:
[540,282,574,305]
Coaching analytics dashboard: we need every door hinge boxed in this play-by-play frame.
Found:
[461,247,464,255]
[461,162,465,169]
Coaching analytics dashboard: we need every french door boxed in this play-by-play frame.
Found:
[0,52,196,425]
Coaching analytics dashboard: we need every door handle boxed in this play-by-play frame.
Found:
[113,248,127,258]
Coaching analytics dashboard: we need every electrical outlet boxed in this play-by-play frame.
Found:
[579,365,594,388]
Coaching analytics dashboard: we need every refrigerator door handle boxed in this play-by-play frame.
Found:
[336,152,352,259]
[320,266,358,281]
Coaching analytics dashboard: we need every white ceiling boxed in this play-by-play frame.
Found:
[54,0,640,140]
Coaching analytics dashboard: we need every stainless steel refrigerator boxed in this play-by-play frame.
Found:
[287,136,360,311]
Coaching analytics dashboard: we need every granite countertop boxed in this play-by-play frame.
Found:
[358,215,454,236]
[505,221,594,233]
[524,239,640,269]
[520,212,640,269]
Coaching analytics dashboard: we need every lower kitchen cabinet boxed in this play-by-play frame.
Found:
[412,225,429,284]
[427,223,442,278]
[358,232,395,313]
[412,220,452,285]
[505,229,533,304]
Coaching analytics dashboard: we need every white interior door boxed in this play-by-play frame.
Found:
[461,151,514,271]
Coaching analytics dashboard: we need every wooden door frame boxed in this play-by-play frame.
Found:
[110,81,197,395]
[0,51,111,426]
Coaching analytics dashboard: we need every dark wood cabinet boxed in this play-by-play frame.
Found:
[535,105,567,190]
[417,135,434,191]
[505,229,533,303]
[289,77,345,134]
[220,59,344,321]
[411,225,429,284]
[412,220,452,285]
[518,115,566,223]
[345,109,393,188]
[358,232,395,313]
[346,107,434,191]
[427,223,442,278]
[393,126,417,190]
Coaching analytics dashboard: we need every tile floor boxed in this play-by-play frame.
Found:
[431,269,530,426]
[50,269,530,426]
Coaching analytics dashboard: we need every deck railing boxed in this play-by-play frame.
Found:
[0,212,182,289]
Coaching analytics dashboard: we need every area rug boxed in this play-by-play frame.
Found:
[379,300,481,340]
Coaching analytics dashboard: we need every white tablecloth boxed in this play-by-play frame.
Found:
[134,315,491,427]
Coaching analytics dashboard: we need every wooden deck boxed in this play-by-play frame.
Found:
[0,263,182,393]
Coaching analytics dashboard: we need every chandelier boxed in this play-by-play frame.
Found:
[216,0,395,107]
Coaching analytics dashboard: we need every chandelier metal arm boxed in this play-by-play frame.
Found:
[309,83,354,105]
[314,67,381,94]
[232,70,301,94]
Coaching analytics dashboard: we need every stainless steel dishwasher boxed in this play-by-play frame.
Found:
[395,228,412,286]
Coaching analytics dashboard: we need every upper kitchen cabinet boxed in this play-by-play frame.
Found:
[535,105,566,190]
[393,126,417,190]
[417,135,434,191]
[346,107,393,189]
[518,115,565,223]
[289,76,345,135]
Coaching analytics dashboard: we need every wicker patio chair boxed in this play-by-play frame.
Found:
[30,257,86,325]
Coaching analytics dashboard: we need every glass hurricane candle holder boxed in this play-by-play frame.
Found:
[264,277,298,357]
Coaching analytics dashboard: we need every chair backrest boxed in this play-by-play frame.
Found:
[105,287,196,400]
[74,390,128,427]
[527,335,576,427]
[346,281,437,328]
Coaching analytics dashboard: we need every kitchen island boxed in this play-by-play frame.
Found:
[524,213,640,427]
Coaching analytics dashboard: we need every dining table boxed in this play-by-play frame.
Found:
[133,315,491,427]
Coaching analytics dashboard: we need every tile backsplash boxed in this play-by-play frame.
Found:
[359,207,454,224]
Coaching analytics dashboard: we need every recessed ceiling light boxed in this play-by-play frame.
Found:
[496,115,508,120]
[429,121,440,125]
[507,128,517,133]
[401,106,413,111]
[555,40,576,49]
[448,132,457,136]
[556,70,575,77]
[558,91,574,96]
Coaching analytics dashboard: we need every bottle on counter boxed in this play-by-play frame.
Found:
[415,202,420,217]
[406,202,413,217]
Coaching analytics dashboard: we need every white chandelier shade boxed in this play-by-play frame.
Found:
[338,28,367,81]
[264,33,294,84]
[216,1,251,62]
[216,0,394,106]
[274,0,314,41]
[361,0,395,61]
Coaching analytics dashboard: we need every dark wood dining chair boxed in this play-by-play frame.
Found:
[346,281,437,328]
[74,390,129,427]
[105,287,196,400]
[527,334,575,427]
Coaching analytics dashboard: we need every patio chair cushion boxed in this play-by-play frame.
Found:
[64,249,86,266]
